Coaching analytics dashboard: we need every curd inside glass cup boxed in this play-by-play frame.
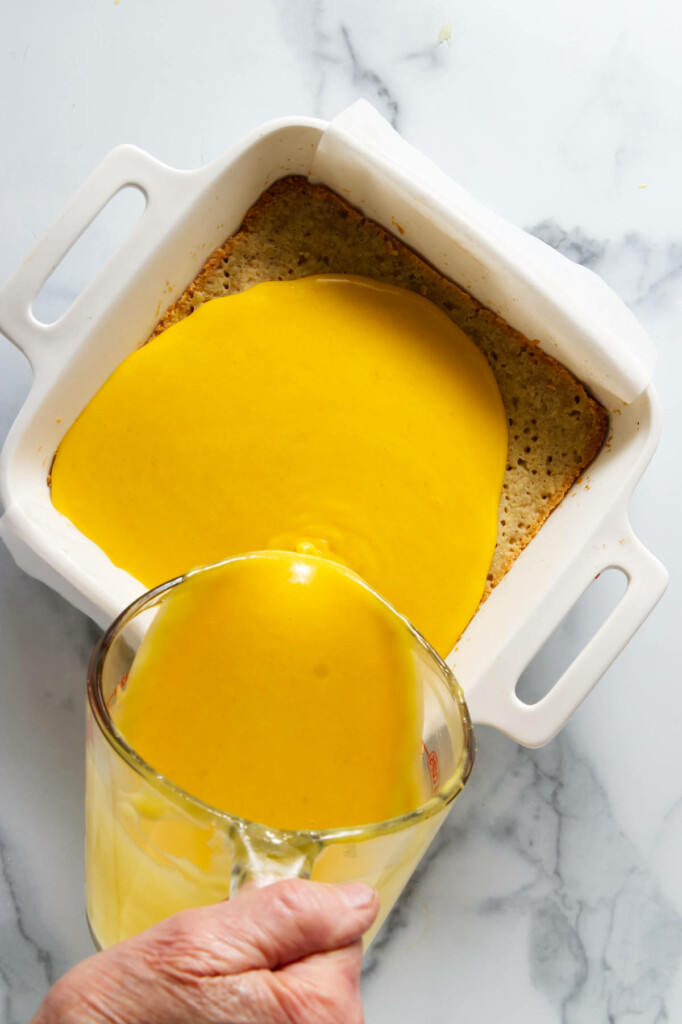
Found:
[85,554,476,950]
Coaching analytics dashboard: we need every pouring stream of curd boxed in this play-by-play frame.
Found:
[51,275,507,654]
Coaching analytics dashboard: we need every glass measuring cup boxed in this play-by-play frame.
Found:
[85,554,475,950]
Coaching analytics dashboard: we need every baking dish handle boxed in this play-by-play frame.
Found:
[0,145,189,373]
[464,521,668,747]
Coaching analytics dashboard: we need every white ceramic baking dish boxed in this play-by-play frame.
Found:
[0,102,667,748]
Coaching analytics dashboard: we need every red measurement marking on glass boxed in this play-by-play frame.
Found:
[422,742,440,793]
[106,671,129,711]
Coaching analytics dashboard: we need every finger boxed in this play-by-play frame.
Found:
[225,879,378,970]
[281,938,364,992]
[272,942,366,1024]
[149,879,379,978]
[202,941,366,1024]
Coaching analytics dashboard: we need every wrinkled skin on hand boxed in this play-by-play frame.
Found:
[33,880,380,1024]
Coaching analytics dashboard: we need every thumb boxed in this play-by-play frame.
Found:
[193,879,379,973]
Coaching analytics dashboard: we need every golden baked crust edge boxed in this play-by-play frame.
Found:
[149,175,609,605]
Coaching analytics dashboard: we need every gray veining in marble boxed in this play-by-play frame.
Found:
[363,728,682,1023]
[275,3,406,128]
[0,823,55,1024]
[1,0,681,1021]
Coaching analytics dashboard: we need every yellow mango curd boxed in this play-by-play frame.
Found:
[52,275,507,655]
[113,553,426,831]
[86,551,464,949]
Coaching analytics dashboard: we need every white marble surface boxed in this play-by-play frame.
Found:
[1,1,681,1021]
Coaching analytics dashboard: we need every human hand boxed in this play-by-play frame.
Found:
[32,879,380,1024]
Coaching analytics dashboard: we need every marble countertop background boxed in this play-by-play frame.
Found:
[1,2,681,1021]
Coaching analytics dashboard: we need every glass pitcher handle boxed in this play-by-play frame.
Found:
[229,826,321,896]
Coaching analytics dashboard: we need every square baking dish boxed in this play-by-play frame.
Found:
[0,101,667,748]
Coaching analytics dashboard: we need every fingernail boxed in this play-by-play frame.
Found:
[338,883,375,909]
